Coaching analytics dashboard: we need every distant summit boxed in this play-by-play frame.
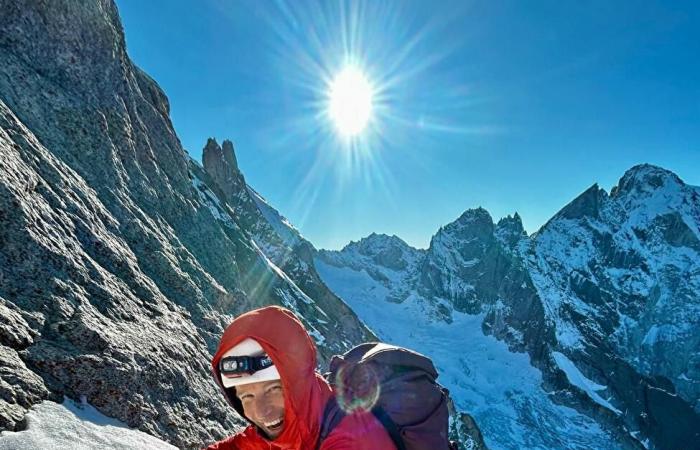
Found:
[495,212,527,250]
[612,163,685,197]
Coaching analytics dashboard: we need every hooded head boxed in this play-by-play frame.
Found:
[211,306,332,447]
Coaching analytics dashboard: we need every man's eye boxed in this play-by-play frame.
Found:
[268,385,282,394]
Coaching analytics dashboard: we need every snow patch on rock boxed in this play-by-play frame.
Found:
[553,352,622,415]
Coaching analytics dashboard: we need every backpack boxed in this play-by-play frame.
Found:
[315,342,460,450]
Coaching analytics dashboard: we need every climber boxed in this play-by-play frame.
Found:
[204,305,397,450]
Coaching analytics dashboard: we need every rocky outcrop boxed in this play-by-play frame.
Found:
[420,208,500,313]
[419,208,549,359]
[0,298,50,431]
[494,212,527,251]
[450,412,488,450]
[555,183,607,220]
[0,345,50,431]
[0,1,374,448]
[202,138,242,204]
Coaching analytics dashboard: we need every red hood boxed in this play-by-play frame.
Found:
[211,306,332,448]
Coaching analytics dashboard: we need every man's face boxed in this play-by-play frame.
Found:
[235,379,286,440]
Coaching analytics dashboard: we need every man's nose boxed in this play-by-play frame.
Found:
[254,398,274,419]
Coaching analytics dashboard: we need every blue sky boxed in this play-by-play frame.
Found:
[116,0,699,250]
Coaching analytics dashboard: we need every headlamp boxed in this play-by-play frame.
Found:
[219,355,274,377]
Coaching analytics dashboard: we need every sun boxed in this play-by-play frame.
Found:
[327,66,374,137]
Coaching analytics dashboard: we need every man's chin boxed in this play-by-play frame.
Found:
[263,422,284,440]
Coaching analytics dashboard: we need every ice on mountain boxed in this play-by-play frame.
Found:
[553,352,622,415]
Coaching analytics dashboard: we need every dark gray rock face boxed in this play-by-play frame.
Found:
[0,297,50,431]
[0,1,373,448]
[417,209,553,361]
[317,165,700,449]
[494,212,527,250]
[0,78,239,448]
[420,208,496,313]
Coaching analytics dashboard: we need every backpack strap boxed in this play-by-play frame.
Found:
[371,406,407,450]
[315,397,346,450]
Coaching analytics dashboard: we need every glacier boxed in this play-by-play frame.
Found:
[315,258,619,449]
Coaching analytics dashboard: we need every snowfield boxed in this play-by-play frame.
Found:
[0,398,175,450]
[314,258,619,450]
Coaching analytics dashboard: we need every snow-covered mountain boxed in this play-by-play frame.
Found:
[316,165,700,450]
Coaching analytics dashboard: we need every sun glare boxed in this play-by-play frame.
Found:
[328,66,374,137]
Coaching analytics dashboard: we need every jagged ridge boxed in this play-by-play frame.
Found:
[316,164,700,449]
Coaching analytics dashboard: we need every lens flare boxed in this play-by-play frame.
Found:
[333,364,381,413]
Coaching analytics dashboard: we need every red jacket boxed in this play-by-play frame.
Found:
[205,306,397,450]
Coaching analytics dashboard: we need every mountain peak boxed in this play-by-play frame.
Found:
[611,164,684,198]
[497,212,524,230]
[453,207,493,229]
[496,212,527,249]
[338,233,416,271]
[221,139,238,172]
[432,207,495,247]
[454,207,493,228]
[203,137,219,153]
[555,183,607,221]
[202,137,240,189]
[345,232,412,254]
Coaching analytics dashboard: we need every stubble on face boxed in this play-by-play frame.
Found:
[236,380,286,440]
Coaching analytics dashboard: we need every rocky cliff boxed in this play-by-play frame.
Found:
[0,1,376,448]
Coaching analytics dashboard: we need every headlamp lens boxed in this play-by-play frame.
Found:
[222,359,238,371]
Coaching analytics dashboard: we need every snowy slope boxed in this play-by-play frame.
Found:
[318,233,424,305]
[0,398,176,450]
[247,185,303,247]
[314,258,618,450]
